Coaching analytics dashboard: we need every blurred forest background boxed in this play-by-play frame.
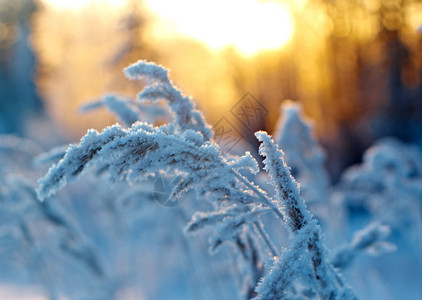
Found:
[1,0,421,179]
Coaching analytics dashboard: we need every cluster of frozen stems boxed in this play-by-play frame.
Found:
[36,60,361,299]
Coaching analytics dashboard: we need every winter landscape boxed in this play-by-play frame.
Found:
[0,0,421,299]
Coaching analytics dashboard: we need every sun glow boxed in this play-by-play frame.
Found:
[42,0,127,11]
[145,0,294,56]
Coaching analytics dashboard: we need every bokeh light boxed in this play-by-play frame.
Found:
[145,0,294,56]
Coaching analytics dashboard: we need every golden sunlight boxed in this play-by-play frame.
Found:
[42,0,127,10]
[145,0,294,56]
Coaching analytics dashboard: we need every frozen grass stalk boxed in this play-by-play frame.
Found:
[254,131,356,300]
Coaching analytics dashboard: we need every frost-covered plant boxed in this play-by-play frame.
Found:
[272,106,397,255]
[332,138,422,299]
[36,151,209,299]
[273,101,330,206]
[337,138,422,236]
[38,61,266,297]
[124,60,213,140]
[253,132,355,300]
[330,222,395,270]
[37,60,358,299]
